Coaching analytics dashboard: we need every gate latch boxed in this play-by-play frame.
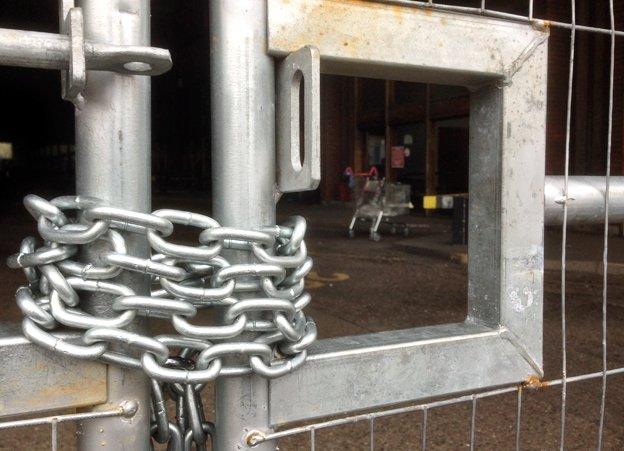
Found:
[0,0,172,108]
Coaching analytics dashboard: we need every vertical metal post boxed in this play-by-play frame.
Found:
[75,0,152,449]
[210,1,277,449]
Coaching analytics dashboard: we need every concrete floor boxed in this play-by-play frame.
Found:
[0,197,623,450]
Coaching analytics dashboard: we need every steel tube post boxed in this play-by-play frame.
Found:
[75,0,152,449]
[210,1,277,449]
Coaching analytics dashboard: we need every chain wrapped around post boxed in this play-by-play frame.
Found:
[8,194,317,449]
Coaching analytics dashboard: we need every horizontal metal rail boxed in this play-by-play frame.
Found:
[0,27,171,75]
[268,322,539,425]
[267,0,548,86]
[0,322,106,418]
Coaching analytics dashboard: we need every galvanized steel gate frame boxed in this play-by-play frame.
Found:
[0,0,622,449]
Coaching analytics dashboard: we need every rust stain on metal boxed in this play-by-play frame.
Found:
[38,379,103,399]
[522,375,549,389]
[0,359,107,417]
[14,378,105,413]
[532,19,550,33]
[275,0,417,57]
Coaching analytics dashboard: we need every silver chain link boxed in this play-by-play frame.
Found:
[8,194,317,449]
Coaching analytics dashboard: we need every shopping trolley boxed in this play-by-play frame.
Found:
[344,167,413,241]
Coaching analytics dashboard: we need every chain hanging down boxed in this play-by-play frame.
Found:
[8,194,317,449]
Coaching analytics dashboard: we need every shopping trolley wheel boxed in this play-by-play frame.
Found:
[348,229,355,239]
[370,231,381,242]
[403,226,410,237]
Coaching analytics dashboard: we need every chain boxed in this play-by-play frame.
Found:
[8,194,317,449]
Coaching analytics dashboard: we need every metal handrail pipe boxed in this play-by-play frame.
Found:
[544,176,624,225]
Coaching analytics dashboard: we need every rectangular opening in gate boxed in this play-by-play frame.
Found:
[277,76,470,337]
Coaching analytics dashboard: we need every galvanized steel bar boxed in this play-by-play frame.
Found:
[0,27,171,75]
[210,1,277,449]
[268,323,539,425]
[544,176,624,225]
[0,28,69,70]
[74,0,152,449]
[467,27,547,366]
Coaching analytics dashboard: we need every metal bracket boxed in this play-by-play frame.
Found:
[276,46,321,193]
[59,0,86,107]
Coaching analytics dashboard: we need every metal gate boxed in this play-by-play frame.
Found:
[0,0,622,449]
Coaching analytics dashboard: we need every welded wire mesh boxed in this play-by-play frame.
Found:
[0,407,126,451]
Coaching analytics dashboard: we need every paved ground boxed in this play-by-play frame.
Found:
[0,196,623,450]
